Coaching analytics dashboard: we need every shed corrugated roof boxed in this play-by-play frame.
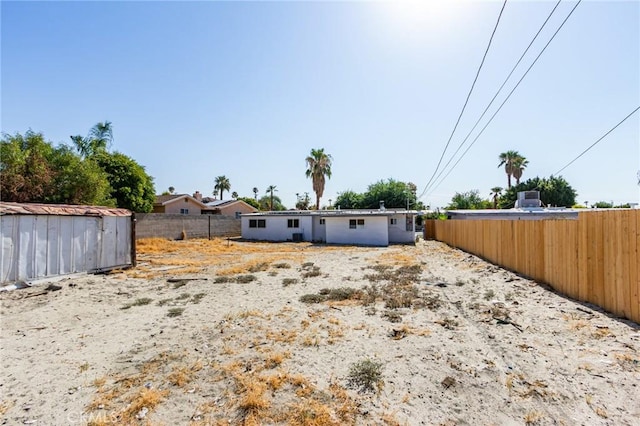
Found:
[0,202,132,217]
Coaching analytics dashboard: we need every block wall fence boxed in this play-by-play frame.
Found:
[135,214,240,240]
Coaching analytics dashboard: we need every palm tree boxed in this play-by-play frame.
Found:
[253,187,259,200]
[70,121,113,158]
[498,150,520,189]
[214,175,231,200]
[512,157,529,185]
[305,148,333,210]
[231,191,238,199]
[490,187,503,209]
[168,186,175,194]
[266,185,277,211]
[212,189,219,199]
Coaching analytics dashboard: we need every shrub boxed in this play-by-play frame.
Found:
[300,294,326,304]
[346,359,384,393]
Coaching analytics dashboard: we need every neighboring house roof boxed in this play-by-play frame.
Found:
[0,202,131,217]
[205,199,259,213]
[154,194,207,208]
[204,199,237,207]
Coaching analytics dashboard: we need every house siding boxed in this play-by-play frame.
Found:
[241,215,313,242]
[388,213,416,243]
[162,198,203,215]
[325,216,388,246]
[312,216,327,242]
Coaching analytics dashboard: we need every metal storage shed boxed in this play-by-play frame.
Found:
[0,202,135,285]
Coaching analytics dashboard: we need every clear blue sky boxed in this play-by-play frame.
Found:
[2,0,639,209]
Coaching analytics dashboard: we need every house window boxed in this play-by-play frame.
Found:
[235,212,241,219]
[319,218,325,225]
[288,219,300,228]
[390,218,397,225]
[249,219,265,228]
[349,219,365,229]
[180,208,189,215]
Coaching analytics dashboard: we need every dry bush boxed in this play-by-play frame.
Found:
[346,359,384,394]
[283,278,299,287]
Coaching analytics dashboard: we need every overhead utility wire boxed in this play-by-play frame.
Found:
[418,0,508,199]
[421,0,562,195]
[552,106,640,176]
[424,0,582,199]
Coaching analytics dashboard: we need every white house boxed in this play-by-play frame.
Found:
[241,209,419,246]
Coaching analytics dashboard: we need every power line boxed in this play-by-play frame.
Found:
[552,106,640,176]
[423,0,582,200]
[418,0,508,199]
[422,0,562,196]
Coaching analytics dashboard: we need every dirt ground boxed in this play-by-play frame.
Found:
[1,238,638,426]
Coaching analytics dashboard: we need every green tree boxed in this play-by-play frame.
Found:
[214,175,231,200]
[295,192,311,210]
[490,186,503,209]
[266,185,278,211]
[259,193,285,211]
[498,176,577,209]
[47,145,113,206]
[498,150,522,189]
[1,130,55,202]
[94,151,155,212]
[168,186,175,194]
[1,131,112,206]
[305,148,333,210]
[238,196,260,210]
[512,156,529,185]
[70,120,113,158]
[334,190,364,209]
[231,191,238,199]
[361,179,423,209]
[446,190,490,210]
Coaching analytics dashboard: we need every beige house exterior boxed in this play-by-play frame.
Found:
[153,194,207,215]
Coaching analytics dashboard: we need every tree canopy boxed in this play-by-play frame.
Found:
[1,124,156,212]
[305,148,332,209]
[94,151,155,212]
[334,179,425,210]
[498,176,577,209]
[446,190,491,210]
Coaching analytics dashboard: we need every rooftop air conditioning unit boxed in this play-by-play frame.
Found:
[516,191,542,208]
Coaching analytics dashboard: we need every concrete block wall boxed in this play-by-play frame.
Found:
[135,214,241,240]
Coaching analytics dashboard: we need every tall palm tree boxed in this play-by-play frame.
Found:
[168,186,175,194]
[266,185,277,211]
[305,148,333,210]
[498,150,520,189]
[490,187,503,209]
[512,157,529,185]
[231,191,238,199]
[253,187,259,200]
[70,121,113,158]
[214,175,231,200]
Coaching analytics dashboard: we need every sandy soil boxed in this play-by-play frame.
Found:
[1,238,639,426]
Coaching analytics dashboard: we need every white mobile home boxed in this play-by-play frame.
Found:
[241,210,419,246]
